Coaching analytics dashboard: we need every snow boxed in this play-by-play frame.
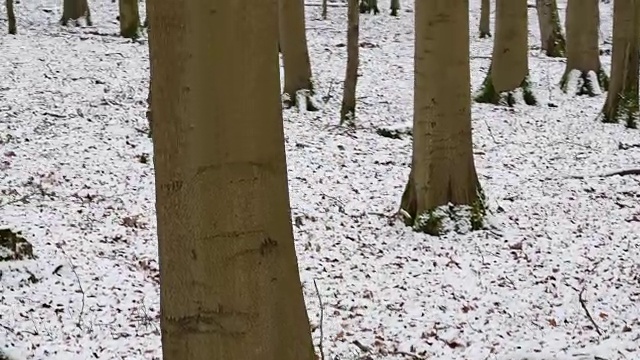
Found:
[1,0,639,359]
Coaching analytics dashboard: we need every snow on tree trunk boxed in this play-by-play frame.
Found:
[601,0,640,128]
[390,0,400,16]
[147,0,317,358]
[536,0,566,57]
[60,0,92,26]
[118,0,140,39]
[279,0,317,110]
[479,0,491,38]
[402,0,484,235]
[560,0,607,96]
[340,0,360,125]
[475,0,536,106]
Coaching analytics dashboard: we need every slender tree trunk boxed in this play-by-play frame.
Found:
[279,0,316,110]
[60,0,91,26]
[119,0,140,38]
[7,0,16,35]
[479,0,491,38]
[148,0,317,358]
[536,0,566,57]
[560,0,608,95]
[601,0,640,128]
[340,0,360,124]
[402,0,482,235]
[321,0,328,19]
[475,0,536,106]
[390,0,400,16]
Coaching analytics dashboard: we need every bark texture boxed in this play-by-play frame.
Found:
[118,0,140,38]
[279,0,315,110]
[560,0,608,95]
[475,0,535,106]
[148,0,317,358]
[340,0,360,123]
[602,0,640,128]
[479,0,491,38]
[536,0,566,57]
[7,0,16,34]
[61,0,92,26]
[402,0,480,230]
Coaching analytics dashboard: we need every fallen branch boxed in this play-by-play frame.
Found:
[568,169,640,179]
[619,142,640,150]
[578,288,603,336]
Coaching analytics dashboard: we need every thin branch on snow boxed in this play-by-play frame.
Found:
[578,288,603,336]
[56,244,86,330]
[568,169,640,179]
[313,279,326,360]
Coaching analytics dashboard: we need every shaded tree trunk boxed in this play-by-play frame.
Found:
[536,0,566,57]
[60,0,92,26]
[119,0,140,38]
[475,0,536,106]
[401,0,482,235]
[321,0,328,19]
[560,0,608,95]
[147,0,317,358]
[479,0,491,38]
[7,0,16,35]
[279,0,316,110]
[601,0,640,128]
[390,0,400,16]
[340,0,360,124]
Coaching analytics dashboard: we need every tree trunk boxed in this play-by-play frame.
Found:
[6,0,16,35]
[390,0,400,16]
[601,0,640,128]
[402,0,482,235]
[60,0,91,26]
[340,0,360,124]
[535,0,566,57]
[119,0,140,38]
[321,0,328,19]
[560,0,608,95]
[279,0,316,110]
[475,0,536,106]
[148,0,317,358]
[479,0,491,38]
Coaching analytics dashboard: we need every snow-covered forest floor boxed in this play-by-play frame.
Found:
[1,0,639,359]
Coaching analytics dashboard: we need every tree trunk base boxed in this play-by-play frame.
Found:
[475,75,537,106]
[283,89,319,112]
[600,89,639,128]
[479,31,491,38]
[399,172,487,235]
[560,68,608,96]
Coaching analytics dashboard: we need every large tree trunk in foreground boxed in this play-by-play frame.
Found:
[7,0,16,34]
[536,0,566,57]
[148,0,317,358]
[402,0,482,235]
[601,0,640,128]
[61,0,92,26]
[340,0,360,124]
[279,0,316,110]
[560,0,608,95]
[479,0,491,38]
[118,0,140,38]
[475,0,536,106]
